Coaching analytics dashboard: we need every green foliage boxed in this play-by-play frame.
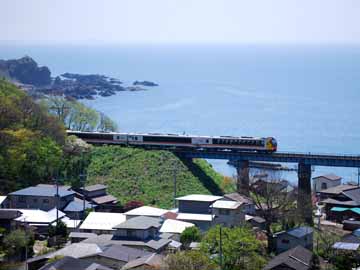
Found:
[201,226,266,270]
[2,229,34,257]
[48,220,68,238]
[314,229,341,260]
[47,255,64,263]
[164,250,216,270]
[41,96,117,132]
[309,254,321,270]
[0,79,64,193]
[331,252,357,270]
[180,226,201,248]
[86,146,231,208]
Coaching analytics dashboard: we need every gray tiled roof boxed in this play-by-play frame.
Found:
[99,244,152,262]
[313,174,342,181]
[38,256,112,270]
[113,216,162,230]
[0,209,22,220]
[82,234,172,251]
[286,226,313,239]
[122,253,164,270]
[264,246,315,270]
[92,195,117,205]
[64,199,93,212]
[10,186,74,197]
[83,184,107,192]
[224,193,253,204]
[343,188,360,203]
[320,185,357,195]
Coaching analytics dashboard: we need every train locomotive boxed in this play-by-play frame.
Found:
[67,130,278,152]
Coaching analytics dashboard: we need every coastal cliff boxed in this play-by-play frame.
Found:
[0,56,158,99]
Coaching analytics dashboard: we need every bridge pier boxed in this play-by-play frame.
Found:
[234,160,250,196]
[297,162,313,225]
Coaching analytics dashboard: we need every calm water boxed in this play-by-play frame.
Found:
[1,44,360,183]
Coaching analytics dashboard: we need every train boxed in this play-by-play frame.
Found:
[67,130,278,152]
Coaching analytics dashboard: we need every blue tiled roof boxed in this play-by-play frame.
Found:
[287,226,313,239]
[64,199,93,212]
[9,186,75,197]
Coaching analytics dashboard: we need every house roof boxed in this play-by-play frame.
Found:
[98,244,152,262]
[0,196,7,205]
[91,195,117,205]
[320,185,357,195]
[332,242,360,251]
[14,208,66,224]
[122,253,164,270]
[223,193,253,204]
[63,198,93,212]
[313,173,342,181]
[211,200,241,209]
[286,226,313,239]
[80,212,126,231]
[82,184,107,192]
[176,194,223,202]
[69,232,97,239]
[82,234,172,251]
[125,206,168,217]
[113,216,162,230]
[322,198,359,207]
[176,213,214,221]
[38,256,113,270]
[340,233,360,244]
[160,219,194,234]
[9,185,75,197]
[60,217,82,229]
[0,209,22,220]
[343,188,360,203]
[264,246,316,270]
[51,243,103,259]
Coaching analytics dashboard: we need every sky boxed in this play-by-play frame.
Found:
[1,0,360,45]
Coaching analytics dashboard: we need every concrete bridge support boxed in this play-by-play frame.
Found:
[297,162,313,225]
[234,160,250,196]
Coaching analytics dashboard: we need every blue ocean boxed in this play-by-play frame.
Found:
[1,44,360,182]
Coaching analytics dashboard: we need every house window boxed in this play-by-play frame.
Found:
[281,239,290,244]
[321,183,327,190]
[18,196,26,203]
[43,199,50,204]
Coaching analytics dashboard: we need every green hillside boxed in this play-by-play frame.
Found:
[86,146,236,209]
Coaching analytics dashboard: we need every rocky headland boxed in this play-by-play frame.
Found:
[0,56,158,99]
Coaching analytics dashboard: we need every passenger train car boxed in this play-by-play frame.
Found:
[67,130,278,152]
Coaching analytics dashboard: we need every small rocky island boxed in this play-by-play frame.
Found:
[0,56,158,99]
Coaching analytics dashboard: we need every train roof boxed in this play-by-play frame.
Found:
[66,130,271,140]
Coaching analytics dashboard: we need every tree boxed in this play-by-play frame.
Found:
[3,229,34,259]
[201,225,266,270]
[309,254,321,270]
[164,250,215,270]
[48,220,68,238]
[180,226,201,248]
[249,169,297,252]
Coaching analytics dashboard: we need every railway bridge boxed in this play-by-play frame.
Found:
[71,132,360,225]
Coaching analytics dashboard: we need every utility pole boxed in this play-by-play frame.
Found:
[219,226,223,270]
[173,160,177,209]
[54,176,59,225]
[80,173,87,219]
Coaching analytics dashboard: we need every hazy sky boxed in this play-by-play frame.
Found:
[1,0,360,45]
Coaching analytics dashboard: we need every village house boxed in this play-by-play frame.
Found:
[124,206,169,220]
[7,184,75,211]
[78,184,118,210]
[38,256,113,270]
[176,213,214,231]
[63,197,93,219]
[223,192,256,215]
[313,173,342,193]
[80,212,126,234]
[264,245,323,270]
[319,185,360,221]
[176,194,222,214]
[211,200,245,227]
[122,253,164,270]
[82,244,152,270]
[159,218,194,236]
[275,226,313,254]
[0,209,21,231]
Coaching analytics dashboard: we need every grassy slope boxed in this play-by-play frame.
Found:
[86,146,235,209]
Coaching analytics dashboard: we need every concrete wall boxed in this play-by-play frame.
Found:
[8,194,74,211]
[313,177,341,193]
[276,232,313,254]
[178,200,213,214]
